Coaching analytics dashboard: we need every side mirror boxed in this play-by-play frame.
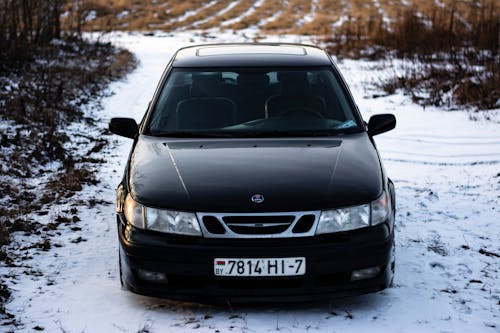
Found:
[109,118,139,139]
[367,114,396,136]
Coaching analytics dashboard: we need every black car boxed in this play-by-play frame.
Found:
[109,43,396,302]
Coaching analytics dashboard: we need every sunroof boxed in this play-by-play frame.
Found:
[196,45,307,57]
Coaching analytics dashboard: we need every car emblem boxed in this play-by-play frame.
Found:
[251,194,264,203]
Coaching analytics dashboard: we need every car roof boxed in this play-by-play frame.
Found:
[172,43,332,67]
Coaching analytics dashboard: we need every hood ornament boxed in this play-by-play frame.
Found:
[251,194,265,204]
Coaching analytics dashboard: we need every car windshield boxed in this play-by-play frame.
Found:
[147,67,361,137]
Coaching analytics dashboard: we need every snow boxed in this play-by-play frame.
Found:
[2,31,499,333]
[85,10,97,22]
[434,0,446,8]
[333,15,349,28]
[116,10,130,20]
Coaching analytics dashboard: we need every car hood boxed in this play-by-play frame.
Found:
[128,134,383,212]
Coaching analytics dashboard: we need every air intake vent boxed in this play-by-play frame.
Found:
[227,223,290,235]
[197,212,320,239]
[202,216,226,234]
[222,215,294,224]
[292,214,315,233]
[222,215,294,235]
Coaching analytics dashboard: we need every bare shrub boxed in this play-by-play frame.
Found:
[326,1,499,110]
[0,2,137,322]
[0,0,64,56]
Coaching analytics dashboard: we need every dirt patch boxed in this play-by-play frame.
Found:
[0,26,136,326]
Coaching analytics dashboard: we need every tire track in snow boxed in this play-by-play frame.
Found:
[378,132,500,164]
[384,158,500,166]
[382,136,500,146]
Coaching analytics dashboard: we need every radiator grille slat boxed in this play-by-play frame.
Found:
[198,212,320,238]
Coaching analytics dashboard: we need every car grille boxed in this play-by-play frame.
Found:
[197,212,320,238]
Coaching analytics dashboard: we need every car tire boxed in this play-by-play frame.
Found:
[118,248,127,290]
[388,222,396,287]
[388,178,396,287]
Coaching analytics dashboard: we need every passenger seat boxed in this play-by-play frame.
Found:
[176,97,236,130]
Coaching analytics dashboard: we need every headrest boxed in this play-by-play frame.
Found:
[277,71,310,95]
[277,71,308,83]
[190,73,221,96]
[237,73,270,85]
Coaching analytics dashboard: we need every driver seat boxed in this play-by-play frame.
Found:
[265,72,326,118]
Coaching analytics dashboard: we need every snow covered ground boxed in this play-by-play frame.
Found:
[3,31,499,333]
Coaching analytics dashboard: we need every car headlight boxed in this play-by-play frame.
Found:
[123,195,202,236]
[316,192,390,234]
[371,191,390,225]
[316,204,370,234]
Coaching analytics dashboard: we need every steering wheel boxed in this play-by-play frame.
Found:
[281,107,324,119]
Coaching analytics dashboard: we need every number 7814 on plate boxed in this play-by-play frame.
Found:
[214,257,306,277]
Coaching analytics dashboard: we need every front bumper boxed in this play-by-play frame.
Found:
[118,216,394,302]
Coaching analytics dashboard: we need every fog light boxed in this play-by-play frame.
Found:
[351,267,381,281]
[137,269,168,283]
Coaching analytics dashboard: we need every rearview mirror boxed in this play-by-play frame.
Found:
[109,118,139,139]
[367,114,396,136]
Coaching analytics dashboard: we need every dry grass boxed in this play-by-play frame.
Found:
[261,0,312,32]
[324,1,499,110]
[377,0,403,20]
[348,0,378,18]
[297,0,344,35]
[62,0,211,31]
[47,168,97,194]
[227,0,285,29]
[163,0,208,19]
[200,0,254,28]
[169,0,235,30]
[74,0,492,38]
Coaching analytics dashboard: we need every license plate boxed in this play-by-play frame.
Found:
[214,257,306,277]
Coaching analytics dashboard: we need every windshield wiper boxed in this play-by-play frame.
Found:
[151,131,234,138]
[150,129,359,138]
[252,130,336,137]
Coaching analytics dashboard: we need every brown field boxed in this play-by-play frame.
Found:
[196,1,255,29]
[68,0,494,38]
[225,0,286,30]
[297,0,344,35]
